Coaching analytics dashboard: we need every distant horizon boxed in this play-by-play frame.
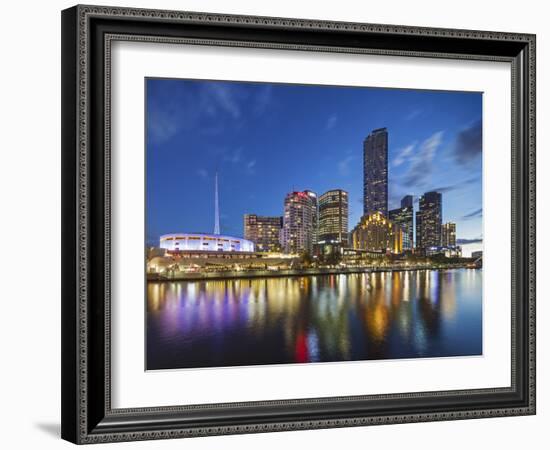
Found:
[146,78,483,256]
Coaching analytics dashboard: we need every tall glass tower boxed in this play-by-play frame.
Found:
[416,191,442,249]
[389,195,414,250]
[401,195,413,209]
[318,189,349,245]
[363,128,388,217]
[442,222,457,248]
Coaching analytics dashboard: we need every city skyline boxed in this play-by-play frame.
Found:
[146,78,482,255]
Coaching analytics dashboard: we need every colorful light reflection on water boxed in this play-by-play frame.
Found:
[146,269,482,370]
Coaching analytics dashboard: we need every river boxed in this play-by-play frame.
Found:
[146,268,482,370]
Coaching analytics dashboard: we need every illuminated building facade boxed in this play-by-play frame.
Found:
[363,128,388,216]
[351,212,403,254]
[389,195,414,250]
[282,190,318,254]
[160,233,254,252]
[244,214,283,252]
[442,222,457,248]
[318,189,349,245]
[416,191,442,250]
[304,190,319,245]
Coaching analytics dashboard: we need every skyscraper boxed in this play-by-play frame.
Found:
[363,128,388,217]
[416,191,442,250]
[318,189,349,245]
[244,215,283,252]
[282,191,318,254]
[389,195,414,250]
[442,222,457,248]
[303,190,319,246]
[401,195,413,209]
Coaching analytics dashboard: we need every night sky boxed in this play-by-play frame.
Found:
[146,78,483,256]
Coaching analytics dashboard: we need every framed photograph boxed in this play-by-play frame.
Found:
[61,5,536,444]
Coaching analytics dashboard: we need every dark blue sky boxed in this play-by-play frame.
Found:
[146,78,483,255]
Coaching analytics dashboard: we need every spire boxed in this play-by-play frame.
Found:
[214,171,220,235]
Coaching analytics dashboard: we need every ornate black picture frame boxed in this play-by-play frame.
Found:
[61,4,536,444]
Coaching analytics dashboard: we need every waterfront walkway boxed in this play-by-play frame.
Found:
[147,263,479,282]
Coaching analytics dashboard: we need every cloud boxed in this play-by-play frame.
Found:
[148,80,275,145]
[338,155,354,176]
[197,169,208,179]
[202,82,275,120]
[402,131,444,187]
[220,147,257,175]
[453,119,482,165]
[148,82,241,144]
[462,208,483,220]
[202,83,241,119]
[223,148,243,164]
[431,185,457,194]
[326,114,338,130]
[405,109,422,121]
[431,175,481,194]
[457,238,483,245]
[246,160,257,175]
[392,143,416,167]
[388,182,408,210]
[148,112,180,143]
[251,85,273,116]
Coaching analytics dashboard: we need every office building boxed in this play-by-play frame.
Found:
[442,222,457,248]
[303,190,319,246]
[389,195,414,250]
[401,195,413,209]
[416,191,442,250]
[363,128,388,216]
[318,189,349,245]
[244,214,283,252]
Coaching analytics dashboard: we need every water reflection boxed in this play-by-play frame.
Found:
[147,269,482,370]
